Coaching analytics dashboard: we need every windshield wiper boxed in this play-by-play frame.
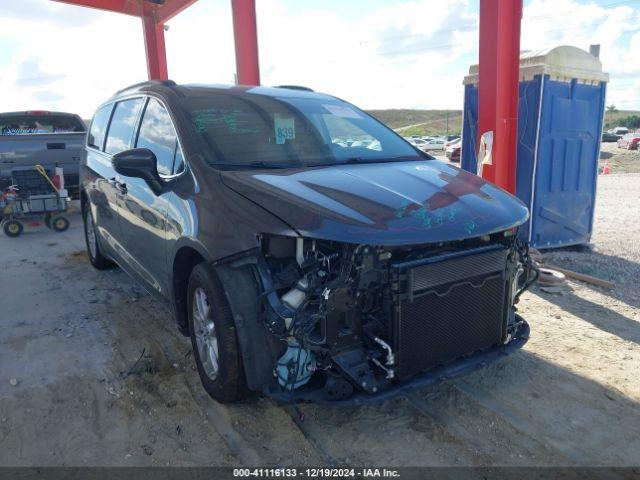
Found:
[305,157,411,167]
[342,156,420,164]
[247,161,300,169]
[208,161,299,170]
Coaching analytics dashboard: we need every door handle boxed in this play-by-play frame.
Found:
[109,177,127,194]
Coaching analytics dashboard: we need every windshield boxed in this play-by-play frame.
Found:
[181,92,425,168]
[0,114,85,135]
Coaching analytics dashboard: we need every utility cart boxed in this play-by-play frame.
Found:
[0,165,70,237]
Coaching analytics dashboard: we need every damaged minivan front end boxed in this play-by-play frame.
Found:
[248,232,534,403]
[217,161,536,404]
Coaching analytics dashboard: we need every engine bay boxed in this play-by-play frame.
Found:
[253,231,536,402]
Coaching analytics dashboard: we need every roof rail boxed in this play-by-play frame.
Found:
[274,85,314,92]
[116,79,177,94]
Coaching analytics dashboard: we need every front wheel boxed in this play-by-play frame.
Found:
[187,263,247,403]
[83,202,113,270]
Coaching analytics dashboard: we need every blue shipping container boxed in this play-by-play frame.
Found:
[461,46,608,249]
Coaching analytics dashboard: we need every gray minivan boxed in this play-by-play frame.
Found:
[81,80,535,404]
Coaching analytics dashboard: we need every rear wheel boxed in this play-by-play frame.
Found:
[83,202,113,270]
[187,263,247,403]
[3,220,23,237]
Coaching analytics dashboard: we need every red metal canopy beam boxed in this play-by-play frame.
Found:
[51,0,143,16]
[231,0,261,85]
[141,10,168,80]
[51,0,195,19]
[477,0,522,194]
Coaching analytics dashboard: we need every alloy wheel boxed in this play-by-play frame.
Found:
[193,287,219,380]
[85,209,97,260]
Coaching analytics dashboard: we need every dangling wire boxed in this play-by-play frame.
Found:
[514,239,539,304]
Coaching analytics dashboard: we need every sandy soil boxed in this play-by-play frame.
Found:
[0,173,639,467]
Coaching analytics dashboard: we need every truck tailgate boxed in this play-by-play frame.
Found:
[0,133,85,189]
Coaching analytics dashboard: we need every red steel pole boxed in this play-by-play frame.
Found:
[477,0,522,194]
[230,0,261,85]
[141,11,168,80]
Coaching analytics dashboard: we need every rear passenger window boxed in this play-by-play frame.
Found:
[88,104,113,150]
[105,98,143,155]
[136,99,181,176]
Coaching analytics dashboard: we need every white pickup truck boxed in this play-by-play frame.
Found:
[0,111,86,195]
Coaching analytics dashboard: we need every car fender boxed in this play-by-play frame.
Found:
[215,259,286,391]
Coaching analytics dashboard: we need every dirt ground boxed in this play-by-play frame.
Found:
[1,165,639,467]
[599,141,640,174]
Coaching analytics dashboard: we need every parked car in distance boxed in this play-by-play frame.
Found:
[422,138,446,151]
[0,111,86,194]
[446,143,461,162]
[81,81,534,404]
[617,133,640,150]
[445,137,461,148]
[609,126,629,136]
[407,138,432,152]
[407,137,427,147]
[601,132,620,142]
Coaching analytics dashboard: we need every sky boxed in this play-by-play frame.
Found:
[0,0,638,119]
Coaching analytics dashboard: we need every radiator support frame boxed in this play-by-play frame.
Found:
[391,244,512,380]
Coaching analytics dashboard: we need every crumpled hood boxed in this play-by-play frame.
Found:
[221,160,529,245]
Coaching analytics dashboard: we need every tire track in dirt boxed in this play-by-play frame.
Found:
[282,405,339,466]
[404,391,492,456]
[51,254,252,464]
[180,379,264,465]
[274,398,477,466]
[452,380,584,463]
[83,258,325,466]
[103,286,263,464]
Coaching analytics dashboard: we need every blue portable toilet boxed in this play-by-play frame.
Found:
[461,46,609,249]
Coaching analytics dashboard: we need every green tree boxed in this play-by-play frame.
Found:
[606,104,617,113]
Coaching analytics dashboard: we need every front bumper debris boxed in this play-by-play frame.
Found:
[264,316,529,406]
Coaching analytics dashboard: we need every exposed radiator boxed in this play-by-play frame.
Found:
[391,246,510,379]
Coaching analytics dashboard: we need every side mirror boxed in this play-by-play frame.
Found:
[112,148,163,195]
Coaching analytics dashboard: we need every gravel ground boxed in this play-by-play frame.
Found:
[0,172,639,467]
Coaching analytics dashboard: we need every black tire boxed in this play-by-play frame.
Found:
[187,263,247,403]
[3,220,23,237]
[51,215,69,232]
[83,202,113,270]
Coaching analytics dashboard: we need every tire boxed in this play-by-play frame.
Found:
[51,215,69,232]
[3,220,23,237]
[187,263,247,403]
[83,202,113,270]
